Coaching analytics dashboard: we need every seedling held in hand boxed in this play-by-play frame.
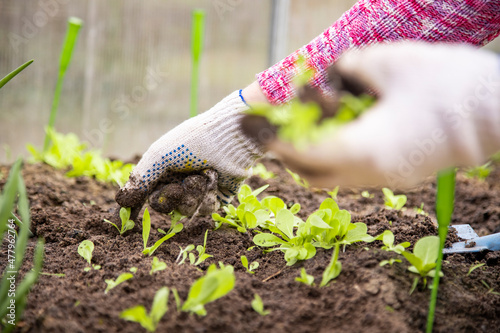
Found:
[295,268,315,286]
[241,255,259,274]
[150,257,167,275]
[104,207,134,236]
[78,240,101,271]
[105,272,133,294]
[181,263,235,316]
[120,286,169,332]
[251,294,270,316]
[382,188,407,210]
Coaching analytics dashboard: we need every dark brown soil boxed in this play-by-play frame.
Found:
[1,158,499,333]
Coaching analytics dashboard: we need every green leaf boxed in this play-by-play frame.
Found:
[253,233,287,247]
[105,272,133,294]
[251,184,270,197]
[150,287,169,326]
[241,255,249,269]
[150,257,167,275]
[120,306,155,332]
[295,267,315,286]
[275,209,295,239]
[78,240,94,265]
[0,59,33,89]
[142,208,151,251]
[320,244,342,287]
[251,293,270,316]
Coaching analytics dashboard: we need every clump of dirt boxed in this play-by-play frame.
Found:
[1,157,499,333]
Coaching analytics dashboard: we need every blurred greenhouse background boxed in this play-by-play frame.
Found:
[1,0,499,164]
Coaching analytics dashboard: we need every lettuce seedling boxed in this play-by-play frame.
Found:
[309,198,373,250]
[328,186,340,199]
[286,168,309,189]
[143,209,185,256]
[401,236,443,293]
[105,272,133,294]
[465,161,492,181]
[414,203,429,216]
[251,294,270,316]
[361,190,374,198]
[150,257,167,275]
[252,163,275,180]
[380,258,402,267]
[253,208,316,266]
[120,286,169,332]
[295,268,314,286]
[382,188,407,210]
[212,184,270,233]
[78,240,101,271]
[375,230,410,254]
[320,243,342,287]
[176,230,212,266]
[181,263,235,316]
[241,255,259,274]
[104,207,134,236]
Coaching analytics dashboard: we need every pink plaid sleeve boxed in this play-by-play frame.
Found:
[257,0,500,105]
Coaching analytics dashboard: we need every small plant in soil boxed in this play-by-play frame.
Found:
[379,258,402,267]
[295,268,315,286]
[105,272,133,294]
[361,190,374,198]
[120,286,169,332]
[252,163,275,180]
[465,161,493,181]
[181,263,235,316]
[467,262,486,276]
[286,168,310,188]
[240,255,259,274]
[382,188,407,210]
[251,294,270,316]
[212,184,270,233]
[175,230,212,266]
[104,207,134,236]
[401,236,443,294]
[150,257,167,275]
[143,209,185,256]
[78,240,101,271]
[320,243,342,287]
[376,230,410,254]
[414,203,428,216]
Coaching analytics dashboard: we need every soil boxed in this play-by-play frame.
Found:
[1,157,499,333]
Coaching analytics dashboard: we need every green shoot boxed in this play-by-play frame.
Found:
[465,162,492,181]
[150,257,167,275]
[286,168,309,188]
[382,188,407,210]
[402,236,443,293]
[241,256,259,274]
[481,280,500,295]
[375,230,410,254]
[181,263,235,316]
[414,203,429,216]
[78,240,100,271]
[361,190,374,198]
[120,286,169,332]
[143,210,185,256]
[176,245,195,265]
[328,186,340,199]
[130,267,138,273]
[104,207,134,236]
[426,168,455,333]
[105,273,133,294]
[251,294,270,316]
[212,184,270,233]
[380,258,402,267]
[467,263,485,276]
[320,243,342,287]
[190,9,205,118]
[189,230,212,266]
[44,17,83,151]
[0,159,44,332]
[171,288,182,312]
[0,59,33,90]
[295,268,315,286]
[252,163,275,180]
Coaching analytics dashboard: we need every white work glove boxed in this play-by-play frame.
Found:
[267,42,500,189]
[115,90,264,214]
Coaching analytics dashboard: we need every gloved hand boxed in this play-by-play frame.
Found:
[115,90,264,217]
[265,42,500,189]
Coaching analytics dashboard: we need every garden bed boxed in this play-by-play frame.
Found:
[1,157,499,333]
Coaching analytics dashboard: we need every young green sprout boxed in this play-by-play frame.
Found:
[105,272,133,294]
[401,236,443,294]
[175,231,212,266]
[286,168,310,189]
[240,255,259,274]
[143,209,185,256]
[150,257,167,275]
[251,294,270,316]
[78,240,101,271]
[104,207,135,236]
[320,243,342,287]
[382,188,407,210]
[379,258,402,267]
[295,267,315,286]
[465,161,492,181]
[252,163,275,180]
[120,286,169,332]
[375,230,410,254]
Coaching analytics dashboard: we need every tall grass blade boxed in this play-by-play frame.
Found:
[0,60,34,90]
